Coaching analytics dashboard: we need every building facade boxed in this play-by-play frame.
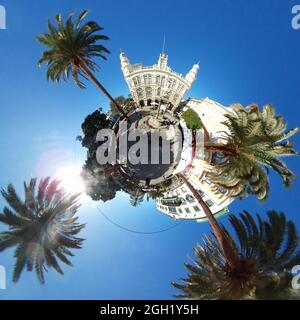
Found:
[156,98,235,221]
[120,52,199,111]
[156,179,229,222]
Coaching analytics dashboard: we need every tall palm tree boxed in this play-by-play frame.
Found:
[0,178,85,284]
[173,211,300,300]
[37,10,128,118]
[205,104,299,200]
[178,104,299,277]
[180,174,238,269]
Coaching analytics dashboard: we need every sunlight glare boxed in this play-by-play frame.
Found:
[55,165,86,195]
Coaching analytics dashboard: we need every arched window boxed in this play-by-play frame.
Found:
[143,75,148,85]
[137,88,144,98]
[177,84,184,93]
[173,94,179,103]
[155,75,160,85]
[145,87,152,97]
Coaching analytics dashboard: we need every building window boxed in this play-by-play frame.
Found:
[156,75,160,85]
[137,88,144,98]
[143,75,148,85]
[177,84,184,93]
[145,87,152,97]
[181,187,187,193]
[157,87,161,96]
[186,194,195,203]
[178,209,182,213]
[137,76,141,85]
[205,177,212,185]
[148,74,152,84]
[197,190,205,197]
[173,94,179,103]
[193,205,200,212]
[168,207,177,213]
[205,199,214,207]
[161,76,165,86]
[133,77,138,86]
[185,208,190,213]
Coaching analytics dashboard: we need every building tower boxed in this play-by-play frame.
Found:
[120,51,199,111]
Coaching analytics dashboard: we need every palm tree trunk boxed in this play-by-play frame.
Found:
[179,173,238,268]
[78,62,128,119]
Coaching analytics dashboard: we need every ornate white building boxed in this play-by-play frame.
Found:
[120,51,199,111]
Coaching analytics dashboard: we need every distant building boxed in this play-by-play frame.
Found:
[120,52,199,111]
[120,51,234,220]
[156,98,235,221]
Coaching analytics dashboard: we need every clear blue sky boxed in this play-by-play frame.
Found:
[0,0,300,299]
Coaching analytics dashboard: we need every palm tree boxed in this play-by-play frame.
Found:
[173,211,300,299]
[204,104,299,200]
[109,95,136,116]
[37,10,128,118]
[180,174,238,269]
[178,104,299,280]
[0,178,85,284]
[129,189,145,207]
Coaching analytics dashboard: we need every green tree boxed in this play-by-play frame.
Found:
[173,211,300,300]
[80,109,111,157]
[37,10,128,118]
[178,104,299,279]
[82,158,121,202]
[205,104,299,200]
[0,178,85,284]
[182,109,203,130]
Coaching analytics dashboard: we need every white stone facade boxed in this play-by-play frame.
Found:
[156,179,229,222]
[120,52,199,111]
[156,98,235,220]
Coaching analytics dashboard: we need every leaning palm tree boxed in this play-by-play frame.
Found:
[37,10,128,118]
[173,211,300,300]
[205,104,299,200]
[180,174,238,269]
[0,178,85,284]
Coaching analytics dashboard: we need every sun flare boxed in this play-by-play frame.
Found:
[55,165,85,195]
